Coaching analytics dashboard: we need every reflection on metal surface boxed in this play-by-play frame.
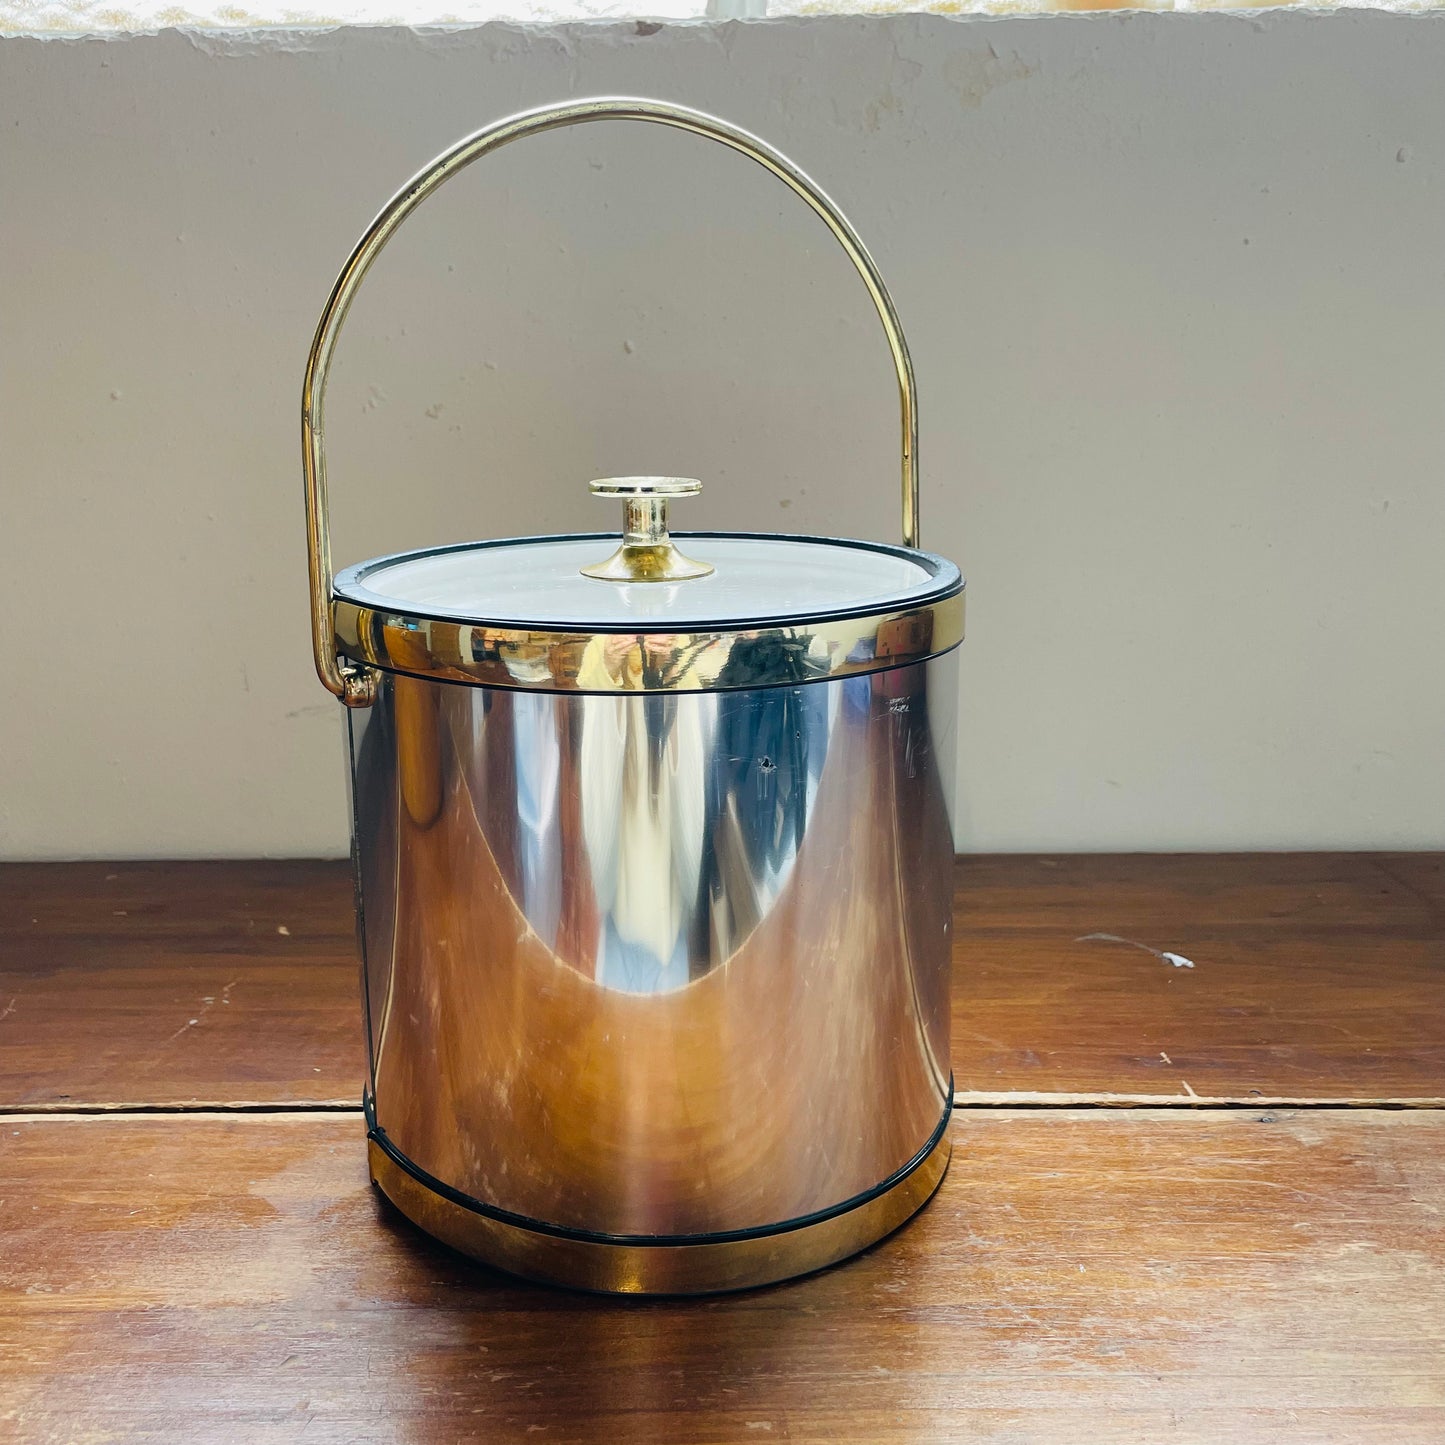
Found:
[349,653,957,1261]
[334,590,963,695]
[367,1116,951,1296]
[580,477,715,583]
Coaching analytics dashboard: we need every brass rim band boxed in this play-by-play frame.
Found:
[368,1125,952,1295]
[303,97,922,707]
[334,588,963,695]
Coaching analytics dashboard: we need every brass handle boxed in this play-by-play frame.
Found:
[581,477,714,584]
[303,97,920,705]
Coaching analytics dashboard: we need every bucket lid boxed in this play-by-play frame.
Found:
[333,479,963,695]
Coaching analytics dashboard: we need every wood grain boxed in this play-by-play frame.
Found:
[1,854,1441,1108]
[4,1110,1443,1444]
[953,853,1445,1102]
[0,861,359,1108]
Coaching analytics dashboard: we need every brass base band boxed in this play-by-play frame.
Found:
[368,1122,952,1296]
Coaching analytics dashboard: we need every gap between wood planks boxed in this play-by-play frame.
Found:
[5,1092,1444,1120]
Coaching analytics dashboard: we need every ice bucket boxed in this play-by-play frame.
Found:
[301,99,965,1293]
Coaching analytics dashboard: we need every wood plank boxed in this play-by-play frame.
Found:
[0,861,360,1108]
[3,1110,1442,1443]
[1,855,1441,1108]
[953,853,1445,1102]
[1376,852,1445,908]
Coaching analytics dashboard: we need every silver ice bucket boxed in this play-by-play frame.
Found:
[301,99,965,1293]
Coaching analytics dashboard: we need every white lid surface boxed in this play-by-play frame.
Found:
[337,534,955,629]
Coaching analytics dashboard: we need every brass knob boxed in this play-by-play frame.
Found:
[580,477,715,583]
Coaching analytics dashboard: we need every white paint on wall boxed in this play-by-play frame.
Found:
[2,12,1443,858]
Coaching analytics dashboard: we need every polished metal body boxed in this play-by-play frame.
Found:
[350,654,958,1285]
[303,96,964,1292]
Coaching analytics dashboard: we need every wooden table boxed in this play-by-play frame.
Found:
[3,855,1442,1442]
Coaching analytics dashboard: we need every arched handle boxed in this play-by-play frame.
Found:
[303,96,920,705]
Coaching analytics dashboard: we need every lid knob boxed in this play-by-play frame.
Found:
[581,477,716,584]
